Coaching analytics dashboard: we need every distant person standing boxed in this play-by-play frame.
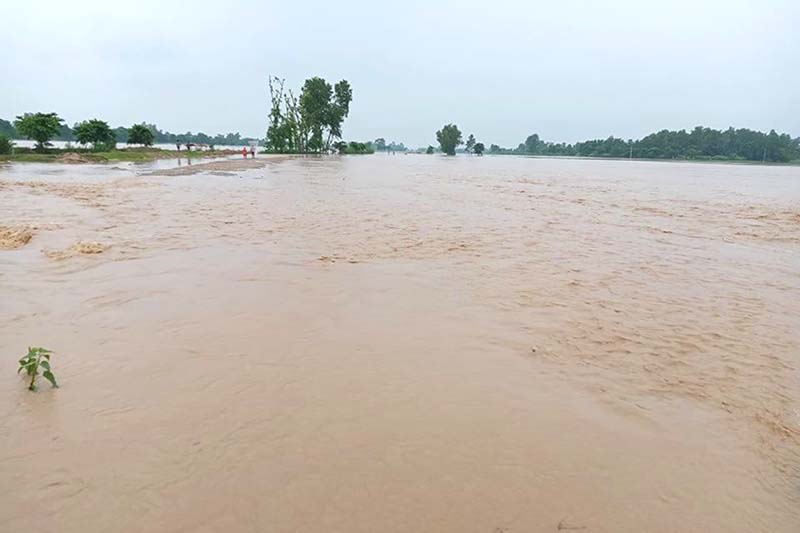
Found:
[242,147,248,158]
[176,140,181,152]
[250,146,256,159]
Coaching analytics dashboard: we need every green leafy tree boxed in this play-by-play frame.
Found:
[436,123,462,156]
[0,134,13,155]
[465,134,476,153]
[473,142,485,156]
[326,80,352,149]
[524,133,542,154]
[374,138,387,151]
[14,112,64,151]
[127,123,155,146]
[74,119,116,150]
[489,144,501,153]
[300,77,333,152]
[0,118,17,138]
[426,145,435,154]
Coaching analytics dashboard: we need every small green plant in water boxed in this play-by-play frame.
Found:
[18,347,58,391]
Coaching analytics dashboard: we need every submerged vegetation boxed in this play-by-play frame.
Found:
[373,138,407,152]
[18,347,57,391]
[488,127,800,163]
[333,141,374,155]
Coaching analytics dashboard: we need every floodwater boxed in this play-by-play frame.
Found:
[1,155,798,532]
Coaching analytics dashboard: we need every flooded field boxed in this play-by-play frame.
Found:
[1,155,799,532]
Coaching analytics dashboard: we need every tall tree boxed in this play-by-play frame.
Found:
[266,76,292,153]
[14,112,64,151]
[326,80,352,150]
[74,119,116,150]
[300,77,333,153]
[473,142,485,156]
[436,124,462,156]
[465,134,476,154]
[128,124,155,146]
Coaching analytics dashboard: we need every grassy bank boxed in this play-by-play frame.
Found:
[0,147,238,164]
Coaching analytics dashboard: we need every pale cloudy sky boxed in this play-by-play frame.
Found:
[2,0,797,147]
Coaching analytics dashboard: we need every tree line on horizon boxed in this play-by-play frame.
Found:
[4,108,798,163]
[486,126,800,163]
[0,116,257,149]
[428,123,800,163]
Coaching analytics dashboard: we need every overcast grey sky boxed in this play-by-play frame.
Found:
[2,0,797,147]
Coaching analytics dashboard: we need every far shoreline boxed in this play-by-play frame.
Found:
[482,152,800,167]
[2,148,798,168]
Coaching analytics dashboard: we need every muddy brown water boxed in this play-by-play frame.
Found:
[1,155,799,532]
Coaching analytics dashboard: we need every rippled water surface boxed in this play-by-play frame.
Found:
[1,155,799,532]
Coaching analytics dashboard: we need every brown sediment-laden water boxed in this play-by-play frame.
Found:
[1,155,798,532]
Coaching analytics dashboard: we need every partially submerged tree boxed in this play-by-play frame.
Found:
[14,112,64,151]
[473,142,485,156]
[436,124,462,156]
[127,124,155,146]
[299,77,332,152]
[465,134,476,154]
[326,80,352,149]
[74,119,116,150]
[334,141,373,155]
[266,77,294,153]
[426,145,435,154]
[266,75,353,154]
